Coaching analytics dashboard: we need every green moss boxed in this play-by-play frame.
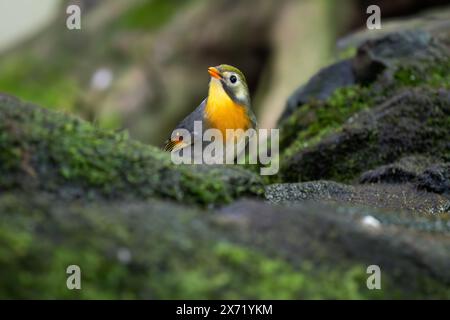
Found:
[282,85,372,159]
[394,58,450,88]
[0,96,263,205]
[0,194,406,299]
[2,190,449,299]
[155,242,387,299]
[282,58,450,161]
[337,46,357,60]
[281,87,449,183]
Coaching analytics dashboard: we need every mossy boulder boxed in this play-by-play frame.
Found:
[0,95,448,299]
[351,30,446,83]
[278,28,450,183]
[1,192,449,299]
[280,59,356,122]
[218,200,450,297]
[281,88,450,183]
[0,94,264,205]
[359,155,440,184]
[267,26,450,298]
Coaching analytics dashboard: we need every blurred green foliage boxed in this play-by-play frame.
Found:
[0,55,80,112]
[115,0,190,30]
[0,0,195,131]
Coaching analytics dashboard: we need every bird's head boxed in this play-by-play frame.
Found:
[208,64,250,107]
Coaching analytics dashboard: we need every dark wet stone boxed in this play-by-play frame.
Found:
[352,30,439,83]
[417,163,450,195]
[359,155,437,184]
[266,180,449,216]
[279,59,356,122]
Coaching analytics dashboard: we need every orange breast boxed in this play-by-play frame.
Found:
[205,80,251,140]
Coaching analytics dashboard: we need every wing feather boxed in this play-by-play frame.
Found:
[162,99,207,152]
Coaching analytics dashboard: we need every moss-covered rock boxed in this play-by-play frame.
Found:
[1,192,448,299]
[281,88,450,183]
[279,84,375,159]
[351,30,446,83]
[279,59,356,122]
[215,200,450,298]
[263,26,450,299]
[359,155,440,184]
[0,94,264,205]
[278,29,450,184]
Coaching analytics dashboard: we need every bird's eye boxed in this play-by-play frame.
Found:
[230,75,237,84]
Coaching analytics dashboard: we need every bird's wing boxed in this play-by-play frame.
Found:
[248,109,258,130]
[163,98,207,152]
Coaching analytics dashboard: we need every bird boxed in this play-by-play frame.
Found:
[163,64,257,163]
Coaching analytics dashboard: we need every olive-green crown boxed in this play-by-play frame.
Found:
[217,64,247,86]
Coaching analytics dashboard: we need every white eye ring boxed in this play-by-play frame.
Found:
[229,74,238,84]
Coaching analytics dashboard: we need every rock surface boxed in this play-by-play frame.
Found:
[280,59,356,121]
[359,155,439,184]
[269,23,450,300]
[1,193,448,299]
[279,22,450,183]
[2,87,448,298]
[417,163,450,195]
[352,30,445,83]
[281,88,450,183]
[0,94,264,205]
[266,181,450,216]
[218,200,450,293]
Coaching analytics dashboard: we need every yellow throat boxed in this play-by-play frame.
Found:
[205,79,250,140]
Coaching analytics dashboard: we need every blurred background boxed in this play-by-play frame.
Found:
[0,0,448,146]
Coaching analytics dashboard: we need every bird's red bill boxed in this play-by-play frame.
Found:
[208,67,222,79]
